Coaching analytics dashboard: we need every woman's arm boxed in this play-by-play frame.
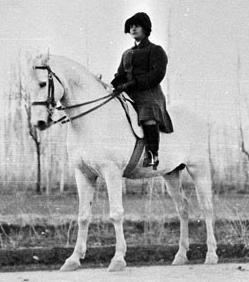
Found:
[111,54,127,88]
[134,45,168,90]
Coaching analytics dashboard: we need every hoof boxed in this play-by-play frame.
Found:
[108,259,126,272]
[172,253,188,265]
[60,259,81,271]
[205,253,218,264]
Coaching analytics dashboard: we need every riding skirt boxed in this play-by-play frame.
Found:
[127,85,173,133]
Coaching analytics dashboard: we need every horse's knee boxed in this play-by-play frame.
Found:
[176,201,188,220]
[199,198,214,216]
[109,209,124,222]
[172,195,188,220]
[78,214,91,225]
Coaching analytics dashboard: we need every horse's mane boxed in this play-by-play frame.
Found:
[50,54,112,92]
[20,49,110,92]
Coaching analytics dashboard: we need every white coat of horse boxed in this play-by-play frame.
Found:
[23,52,218,271]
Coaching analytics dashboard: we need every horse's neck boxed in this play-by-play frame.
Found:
[51,56,101,102]
[51,56,103,112]
[50,56,122,135]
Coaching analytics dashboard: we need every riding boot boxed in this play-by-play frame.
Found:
[142,124,160,170]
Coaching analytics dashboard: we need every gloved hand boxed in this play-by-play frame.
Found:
[115,80,136,92]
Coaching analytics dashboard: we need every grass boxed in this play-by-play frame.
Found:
[1,182,249,249]
[1,187,249,224]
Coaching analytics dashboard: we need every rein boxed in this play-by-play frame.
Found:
[32,65,120,125]
[58,92,118,124]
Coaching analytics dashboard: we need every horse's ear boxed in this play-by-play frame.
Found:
[41,49,50,65]
[19,48,34,79]
[96,73,102,80]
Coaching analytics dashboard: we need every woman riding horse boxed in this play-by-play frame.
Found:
[111,12,173,169]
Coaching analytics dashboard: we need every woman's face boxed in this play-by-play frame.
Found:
[129,24,146,41]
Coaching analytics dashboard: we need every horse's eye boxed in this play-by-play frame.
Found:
[39,82,47,88]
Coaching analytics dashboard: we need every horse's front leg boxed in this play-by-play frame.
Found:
[101,164,127,272]
[60,168,95,271]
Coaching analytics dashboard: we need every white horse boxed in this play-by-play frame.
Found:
[23,52,218,271]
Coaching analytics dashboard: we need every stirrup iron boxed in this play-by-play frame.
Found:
[148,150,155,166]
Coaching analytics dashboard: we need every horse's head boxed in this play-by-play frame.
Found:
[25,52,64,130]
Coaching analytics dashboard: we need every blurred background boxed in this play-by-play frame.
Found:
[1,0,249,194]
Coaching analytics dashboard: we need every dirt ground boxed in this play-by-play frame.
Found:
[1,263,249,282]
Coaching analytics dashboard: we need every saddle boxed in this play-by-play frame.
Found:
[117,94,145,178]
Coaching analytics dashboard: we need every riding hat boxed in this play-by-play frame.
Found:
[124,12,152,36]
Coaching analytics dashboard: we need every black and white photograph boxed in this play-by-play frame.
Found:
[0,0,249,281]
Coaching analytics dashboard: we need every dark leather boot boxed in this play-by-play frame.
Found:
[142,124,160,170]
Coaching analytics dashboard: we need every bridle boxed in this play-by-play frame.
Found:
[32,65,119,126]
[32,65,62,108]
[32,65,64,124]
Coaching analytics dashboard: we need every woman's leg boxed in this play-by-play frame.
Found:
[142,120,160,169]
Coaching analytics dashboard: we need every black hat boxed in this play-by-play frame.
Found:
[124,12,152,36]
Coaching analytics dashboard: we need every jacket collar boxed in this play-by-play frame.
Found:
[132,37,150,49]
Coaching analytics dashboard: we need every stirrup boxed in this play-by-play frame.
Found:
[143,151,159,170]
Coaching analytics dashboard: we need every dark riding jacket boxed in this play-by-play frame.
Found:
[111,37,173,133]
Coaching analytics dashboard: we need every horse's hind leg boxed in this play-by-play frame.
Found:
[101,164,126,272]
[187,162,218,264]
[164,169,189,265]
[60,168,95,271]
